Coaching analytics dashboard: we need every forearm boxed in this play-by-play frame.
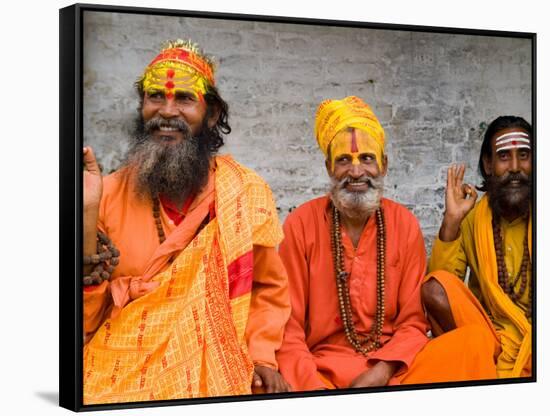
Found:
[83,204,100,275]
[246,246,291,368]
[374,360,400,379]
[438,212,464,242]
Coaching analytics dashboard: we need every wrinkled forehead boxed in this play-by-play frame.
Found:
[493,128,531,153]
[330,128,379,154]
[142,61,210,97]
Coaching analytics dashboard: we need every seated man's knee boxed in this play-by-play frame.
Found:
[421,278,449,313]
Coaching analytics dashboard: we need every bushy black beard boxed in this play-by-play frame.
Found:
[486,172,532,220]
[125,115,212,203]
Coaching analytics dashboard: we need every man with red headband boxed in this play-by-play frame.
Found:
[276,96,498,391]
[82,39,291,403]
[424,116,533,378]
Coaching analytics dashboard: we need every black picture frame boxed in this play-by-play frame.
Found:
[60,2,536,412]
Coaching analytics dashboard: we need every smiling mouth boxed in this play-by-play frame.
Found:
[152,128,183,142]
[506,179,526,187]
[158,126,180,132]
[344,181,369,191]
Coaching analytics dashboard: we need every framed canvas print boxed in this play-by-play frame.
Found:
[59,2,536,411]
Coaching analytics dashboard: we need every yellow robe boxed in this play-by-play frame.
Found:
[429,195,532,377]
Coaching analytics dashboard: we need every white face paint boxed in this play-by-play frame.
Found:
[494,130,531,153]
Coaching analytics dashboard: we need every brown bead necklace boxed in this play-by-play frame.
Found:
[492,214,532,319]
[82,231,120,286]
[152,197,166,243]
[330,204,386,355]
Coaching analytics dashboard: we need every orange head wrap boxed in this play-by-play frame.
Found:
[314,96,385,169]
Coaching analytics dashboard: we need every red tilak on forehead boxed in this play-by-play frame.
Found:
[165,81,175,89]
[167,69,175,78]
[350,129,359,153]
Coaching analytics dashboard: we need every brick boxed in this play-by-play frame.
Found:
[82,12,532,249]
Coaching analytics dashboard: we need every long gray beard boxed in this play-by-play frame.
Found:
[126,118,211,202]
[329,174,384,220]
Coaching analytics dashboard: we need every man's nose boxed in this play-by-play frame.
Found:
[159,98,179,118]
[510,153,520,172]
[349,163,363,178]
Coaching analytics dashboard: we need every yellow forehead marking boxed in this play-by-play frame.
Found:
[143,63,209,100]
[330,128,383,172]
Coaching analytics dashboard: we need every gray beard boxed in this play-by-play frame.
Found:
[329,174,384,220]
[125,117,211,202]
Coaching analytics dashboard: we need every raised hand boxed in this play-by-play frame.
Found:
[83,147,103,209]
[439,164,477,242]
[83,147,103,260]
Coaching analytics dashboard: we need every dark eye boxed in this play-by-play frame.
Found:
[147,91,164,101]
[361,154,375,163]
[336,155,351,163]
[519,149,530,159]
[498,151,510,160]
[175,92,196,103]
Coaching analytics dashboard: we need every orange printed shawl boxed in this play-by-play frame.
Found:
[83,155,282,404]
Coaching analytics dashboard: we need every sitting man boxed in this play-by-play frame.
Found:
[424,115,533,378]
[82,39,291,404]
[276,96,497,391]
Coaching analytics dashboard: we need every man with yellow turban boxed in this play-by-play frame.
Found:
[81,39,291,404]
[276,96,497,390]
[424,116,533,378]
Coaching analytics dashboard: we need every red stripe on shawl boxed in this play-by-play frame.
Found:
[227,251,253,299]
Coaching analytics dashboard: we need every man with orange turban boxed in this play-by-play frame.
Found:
[423,116,533,378]
[276,96,497,391]
[81,39,291,404]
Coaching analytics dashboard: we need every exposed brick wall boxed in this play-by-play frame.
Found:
[83,11,532,251]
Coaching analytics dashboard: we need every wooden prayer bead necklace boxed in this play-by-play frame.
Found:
[330,204,386,355]
[82,197,165,287]
[83,231,120,286]
[152,197,166,243]
[492,214,532,319]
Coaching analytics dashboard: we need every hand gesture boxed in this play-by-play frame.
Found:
[438,164,478,242]
[251,365,292,394]
[83,147,103,209]
[444,164,477,222]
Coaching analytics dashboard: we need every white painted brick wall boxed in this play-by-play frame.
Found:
[83,11,532,251]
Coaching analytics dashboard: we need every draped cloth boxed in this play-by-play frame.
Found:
[83,155,283,404]
[471,196,532,377]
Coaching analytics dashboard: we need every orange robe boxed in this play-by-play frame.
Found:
[83,155,290,394]
[277,196,497,391]
[276,196,429,390]
[428,196,532,377]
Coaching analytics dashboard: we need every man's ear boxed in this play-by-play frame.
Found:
[206,104,221,129]
[380,154,388,176]
[482,154,492,176]
[325,158,332,173]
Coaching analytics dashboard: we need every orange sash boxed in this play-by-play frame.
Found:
[83,156,282,403]
[473,196,532,377]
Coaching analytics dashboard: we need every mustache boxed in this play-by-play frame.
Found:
[336,175,380,189]
[498,172,531,187]
[143,117,192,136]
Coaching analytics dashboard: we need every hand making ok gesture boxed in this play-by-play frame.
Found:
[439,164,478,242]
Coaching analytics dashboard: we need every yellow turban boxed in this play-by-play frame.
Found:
[314,96,385,167]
